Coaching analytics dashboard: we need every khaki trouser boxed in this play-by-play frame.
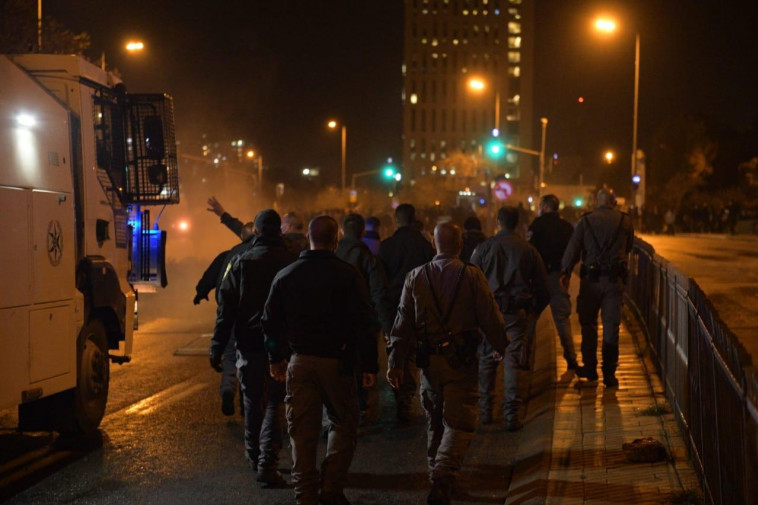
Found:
[576,276,623,377]
[420,354,479,483]
[286,354,359,505]
[479,311,529,422]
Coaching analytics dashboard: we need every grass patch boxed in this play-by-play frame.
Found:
[640,404,671,416]
[668,489,703,504]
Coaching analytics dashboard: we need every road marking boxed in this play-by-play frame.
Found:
[0,450,69,489]
[121,381,207,416]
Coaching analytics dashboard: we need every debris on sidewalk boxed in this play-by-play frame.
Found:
[622,436,668,463]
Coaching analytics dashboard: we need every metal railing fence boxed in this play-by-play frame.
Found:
[625,238,758,505]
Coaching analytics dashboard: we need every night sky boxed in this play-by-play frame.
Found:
[44,0,758,187]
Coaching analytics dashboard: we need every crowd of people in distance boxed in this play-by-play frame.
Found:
[193,190,634,505]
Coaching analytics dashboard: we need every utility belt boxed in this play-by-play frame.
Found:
[417,330,480,370]
[580,262,628,283]
[498,292,533,315]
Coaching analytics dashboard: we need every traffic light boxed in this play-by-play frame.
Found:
[486,139,506,159]
[383,164,402,182]
[632,174,641,190]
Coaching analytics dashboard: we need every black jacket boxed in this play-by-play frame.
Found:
[212,235,297,356]
[195,250,229,303]
[262,250,379,373]
[336,236,395,335]
[461,229,487,263]
[528,212,574,272]
[379,226,436,309]
[471,229,550,316]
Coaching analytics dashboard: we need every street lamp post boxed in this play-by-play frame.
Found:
[595,18,641,203]
[327,120,347,197]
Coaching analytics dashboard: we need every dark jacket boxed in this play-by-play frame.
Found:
[220,212,245,237]
[283,232,309,255]
[388,254,507,369]
[528,212,574,273]
[379,225,436,308]
[212,235,297,356]
[262,250,379,373]
[336,236,395,335]
[461,229,487,263]
[195,250,229,304]
[470,229,550,316]
[362,230,381,256]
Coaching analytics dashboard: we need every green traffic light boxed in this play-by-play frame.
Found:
[486,139,505,159]
[383,166,396,178]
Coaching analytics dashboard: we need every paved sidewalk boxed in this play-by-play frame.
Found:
[504,289,702,504]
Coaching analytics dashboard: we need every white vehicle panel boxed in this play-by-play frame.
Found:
[32,190,75,304]
[29,304,73,383]
[0,186,32,309]
[0,307,29,406]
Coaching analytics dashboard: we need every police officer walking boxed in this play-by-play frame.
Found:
[211,210,297,486]
[379,203,436,424]
[471,206,550,430]
[560,188,634,387]
[387,221,506,505]
[528,194,578,371]
[263,215,379,505]
[336,213,395,426]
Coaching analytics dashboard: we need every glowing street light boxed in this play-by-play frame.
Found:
[604,150,615,164]
[125,40,145,52]
[467,76,500,131]
[594,16,642,205]
[327,119,347,196]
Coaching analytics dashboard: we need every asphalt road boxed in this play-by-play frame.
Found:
[640,233,758,363]
[1,314,520,505]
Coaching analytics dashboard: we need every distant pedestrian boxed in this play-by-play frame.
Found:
[379,203,436,424]
[263,215,379,505]
[336,213,395,427]
[362,216,382,255]
[282,211,310,254]
[211,209,297,486]
[528,195,578,370]
[471,206,550,430]
[560,188,634,387]
[460,216,487,262]
[664,209,676,235]
[387,221,506,505]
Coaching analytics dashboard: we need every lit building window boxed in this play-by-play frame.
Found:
[508,94,520,105]
[508,51,520,63]
[508,21,521,34]
[508,65,520,77]
[508,36,521,48]
[410,93,419,104]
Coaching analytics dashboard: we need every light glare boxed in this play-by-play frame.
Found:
[16,114,36,127]
[595,19,617,33]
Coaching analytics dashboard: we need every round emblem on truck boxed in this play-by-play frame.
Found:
[47,220,63,266]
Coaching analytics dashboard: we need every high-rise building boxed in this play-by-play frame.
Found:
[401,0,534,190]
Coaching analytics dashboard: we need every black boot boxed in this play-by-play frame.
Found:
[427,477,453,505]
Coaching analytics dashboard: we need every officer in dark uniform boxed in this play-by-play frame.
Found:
[336,213,395,426]
[198,221,255,416]
[379,203,436,423]
[560,188,634,387]
[211,210,297,486]
[387,221,506,505]
[528,194,578,370]
[471,206,550,430]
[263,215,378,505]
